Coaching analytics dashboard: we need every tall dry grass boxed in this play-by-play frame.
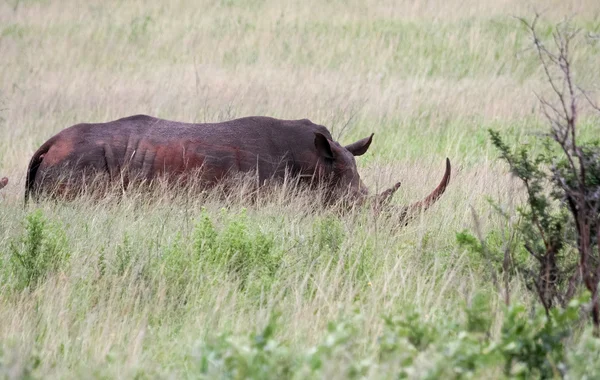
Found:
[0,0,599,377]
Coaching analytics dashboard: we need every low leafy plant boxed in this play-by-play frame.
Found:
[195,209,282,293]
[193,313,294,379]
[189,293,591,379]
[193,209,218,257]
[8,209,69,290]
[499,300,579,379]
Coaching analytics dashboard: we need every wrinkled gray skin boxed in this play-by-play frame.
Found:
[25,115,451,220]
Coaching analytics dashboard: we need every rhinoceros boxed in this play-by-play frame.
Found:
[25,115,450,218]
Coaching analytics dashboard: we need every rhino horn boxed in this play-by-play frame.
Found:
[398,158,451,223]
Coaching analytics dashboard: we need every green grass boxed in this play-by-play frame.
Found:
[1,0,599,378]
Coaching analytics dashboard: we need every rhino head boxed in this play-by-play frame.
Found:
[313,133,451,221]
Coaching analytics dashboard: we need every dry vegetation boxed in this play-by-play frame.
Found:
[1,0,600,378]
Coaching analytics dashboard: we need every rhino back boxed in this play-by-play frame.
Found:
[42,115,330,183]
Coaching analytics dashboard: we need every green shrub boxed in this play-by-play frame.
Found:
[188,292,590,379]
[470,17,600,330]
[304,313,366,377]
[379,302,497,379]
[193,313,294,379]
[498,295,585,379]
[379,292,586,379]
[8,209,69,290]
[195,209,282,293]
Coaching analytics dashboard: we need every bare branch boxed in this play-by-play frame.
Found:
[577,85,600,113]
[536,92,568,123]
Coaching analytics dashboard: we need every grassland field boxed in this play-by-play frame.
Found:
[1,0,600,378]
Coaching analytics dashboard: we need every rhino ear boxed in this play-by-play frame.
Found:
[314,132,335,160]
[345,133,373,156]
